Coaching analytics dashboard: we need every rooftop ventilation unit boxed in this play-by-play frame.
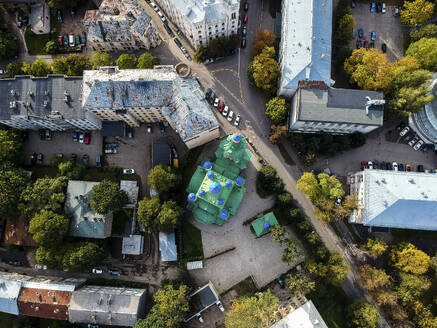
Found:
[43,100,49,108]
[44,90,49,96]
[365,96,386,115]
[9,101,16,109]
[409,179,415,184]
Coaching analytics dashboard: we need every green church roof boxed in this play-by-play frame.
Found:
[251,212,279,237]
[215,134,252,175]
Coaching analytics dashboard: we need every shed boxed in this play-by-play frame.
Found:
[122,235,144,255]
[251,212,279,237]
[159,231,177,262]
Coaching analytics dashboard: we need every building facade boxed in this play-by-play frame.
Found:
[288,84,384,134]
[155,0,239,48]
[83,0,161,52]
[278,0,333,98]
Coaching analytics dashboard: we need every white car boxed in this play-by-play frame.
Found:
[234,114,241,126]
[382,3,386,13]
[196,314,204,323]
[392,162,398,171]
[408,136,419,146]
[157,11,166,22]
[227,110,234,122]
[35,264,47,270]
[413,140,424,151]
[335,197,342,206]
[123,168,135,174]
[92,268,103,274]
[399,126,410,136]
[79,132,84,143]
[367,161,373,169]
[213,98,220,108]
[222,105,229,117]
[217,301,225,312]
[150,2,158,11]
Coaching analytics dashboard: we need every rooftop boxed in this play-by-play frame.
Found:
[269,300,328,328]
[251,212,279,237]
[169,0,238,24]
[65,180,113,239]
[296,88,384,126]
[159,231,177,262]
[185,282,220,322]
[354,170,437,230]
[120,180,139,204]
[279,0,333,94]
[152,142,171,167]
[0,279,22,315]
[4,217,38,246]
[30,3,50,34]
[122,235,144,255]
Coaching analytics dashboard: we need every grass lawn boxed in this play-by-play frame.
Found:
[83,166,122,182]
[277,142,295,166]
[112,208,133,235]
[309,284,350,328]
[224,276,258,297]
[178,218,204,261]
[24,27,53,55]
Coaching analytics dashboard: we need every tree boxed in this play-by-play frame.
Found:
[268,124,287,144]
[7,62,24,78]
[297,172,320,201]
[406,37,437,70]
[19,177,67,218]
[0,31,18,60]
[410,24,437,42]
[317,173,345,199]
[137,53,159,69]
[152,284,190,328]
[65,54,91,76]
[51,56,69,75]
[48,0,79,8]
[225,290,280,328]
[282,239,301,264]
[347,299,379,328]
[326,252,349,285]
[157,200,183,232]
[148,164,179,193]
[363,237,388,259]
[397,272,431,305]
[358,265,390,291]
[137,196,161,232]
[62,242,104,271]
[270,225,286,243]
[390,242,431,274]
[58,161,73,176]
[134,308,166,328]
[90,179,128,214]
[265,97,288,123]
[247,47,280,95]
[44,41,57,54]
[35,246,64,268]
[344,48,392,91]
[116,54,138,69]
[431,253,437,277]
[0,128,23,164]
[22,59,52,77]
[252,30,276,57]
[0,163,30,217]
[276,192,294,211]
[91,51,114,69]
[194,46,208,63]
[400,0,434,26]
[28,210,69,247]
[336,14,355,44]
[285,272,315,296]
[256,165,283,196]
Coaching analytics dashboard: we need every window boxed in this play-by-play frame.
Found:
[222,27,225,31]
[198,30,201,34]
[222,22,225,25]
[209,32,212,35]
[208,26,211,30]
[231,12,236,19]
[215,25,218,28]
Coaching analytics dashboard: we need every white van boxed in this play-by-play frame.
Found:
[68,35,74,47]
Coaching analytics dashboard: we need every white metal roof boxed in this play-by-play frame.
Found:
[270,300,328,328]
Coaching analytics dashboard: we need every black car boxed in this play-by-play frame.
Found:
[358,28,363,39]
[377,2,383,13]
[398,163,404,171]
[57,9,63,22]
[350,0,356,8]
[71,153,77,160]
[417,165,424,172]
[71,7,76,17]
[30,152,37,165]
[159,122,165,134]
[170,145,178,159]
[37,153,43,164]
[205,88,212,101]
[39,129,45,140]
[277,277,285,289]
[174,38,182,47]
[209,92,216,105]
[356,39,362,49]
[369,42,375,48]
[8,261,22,266]
[244,1,249,11]
[386,162,392,170]
[396,122,406,132]
[381,161,386,170]
[163,23,173,35]
[241,37,246,49]
[82,154,89,165]
[373,160,379,169]
[381,43,387,53]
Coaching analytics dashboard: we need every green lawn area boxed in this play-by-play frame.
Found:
[277,142,295,166]
[309,284,350,328]
[178,218,204,261]
[112,209,133,235]
[83,166,122,182]
[24,27,53,55]
[223,276,258,297]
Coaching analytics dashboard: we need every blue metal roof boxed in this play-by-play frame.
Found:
[159,231,177,261]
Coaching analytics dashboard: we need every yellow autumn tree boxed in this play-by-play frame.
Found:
[390,242,431,275]
[400,0,434,26]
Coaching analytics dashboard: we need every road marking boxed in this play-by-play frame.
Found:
[210,68,245,105]
[238,48,241,78]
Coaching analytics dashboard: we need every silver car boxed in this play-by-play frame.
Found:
[227,110,234,122]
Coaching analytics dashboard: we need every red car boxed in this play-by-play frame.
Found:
[58,35,63,46]
[84,133,91,145]
[243,14,248,24]
[217,100,224,112]
[364,40,369,50]
[361,161,368,170]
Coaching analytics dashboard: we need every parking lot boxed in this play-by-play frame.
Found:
[350,2,408,61]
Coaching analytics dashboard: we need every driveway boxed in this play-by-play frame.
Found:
[23,129,103,167]
[350,2,408,61]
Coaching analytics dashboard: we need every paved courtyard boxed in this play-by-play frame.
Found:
[189,143,302,294]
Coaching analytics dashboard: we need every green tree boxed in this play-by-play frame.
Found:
[0,31,18,59]
[282,239,301,264]
[157,200,183,232]
[35,246,64,268]
[116,54,138,69]
[137,196,161,232]
[7,62,24,78]
[91,51,114,69]
[28,210,69,247]
[148,164,179,193]
[363,237,388,259]
[48,0,79,8]
[58,161,73,176]
[194,46,208,63]
[344,48,393,91]
[152,284,190,328]
[358,265,390,291]
[248,46,280,95]
[225,290,280,328]
[62,242,104,271]
[397,272,431,306]
[0,163,30,217]
[410,24,437,42]
[65,54,91,76]
[276,192,294,211]
[90,179,128,214]
[256,165,284,196]
[0,128,23,164]
[265,97,288,123]
[134,308,166,328]
[400,0,434,26]
[336,14,355,43]
[347,299,379,328]
[137,53,159,69]
[268,124,287,144]
[252,30,276,57]
[317,173,345,199]
[326,252,349,285]
[44,40,57,54]
[51,56,69,75]
[285,272,315,296]
[297,172,320,201]
[406,37,437,70]
[22,59,52,77]
[19,176,67,218]
[390,242,431,274]
[270,225,286,243]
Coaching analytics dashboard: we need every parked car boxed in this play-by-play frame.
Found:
[396,122,406,132]
[58,35,63,46]
[218,100,224,112]
[417,165,424,172]
[163,23,173,35]
[222,105,229,117]
[394,6,399,16]
[217,301,225,312]
[413,139,424,151]
[408,136,419,146]
[381,43,387,53]
[71,7,76,17]
[75,35,80,46]
[392,162,398,171]
[57,10,63,22]
[123,169,135,174]
[84,133,91,145]
[243,14,248,24]
[72,131,78,142]
[45,129,52,141]
[241,37,246,48]
[234,114,241,126]
[361,161,368,170]
[400,126,410,136]
[170,145,178,159]
[368,161,373,169]
[382,3,386,13]
[92,268,103,274]
[69,34,74,47]
[150,2,158,11]
[371,31,376,41]
[82,154,89,165]
[30,152,37,165]
[242,26,247,36]
[157,11,166,22]
[96,155,101,167]
[377,2,382,12]
[209,92,216,104]
[147,124,152,134]
[81,32,86,44]
[8,261,22,266]
[205,88,212,100]
[364,40,369,49]
[244,1,249,11]
[159,122,165,133]
[373,160,379,169]
[386,162,393,170]
[104,148,118,154]
[196,314,204,323]
[335,197,342,206]
[174,38,182,48]
[63,35,68,47]
[227,111,234,122]
[381,161,387,170]
[214,97,220,107]
[277,277,285,289]
[108,268,120,276]
[356,39,363,49]
[79,132,85,143]
[398,163,404,171]
[37,153,43,164]
[406,163,412,171]
[370,2,376,12]
[358,28,363,39]
[71,153,77,160]
[127,127,133,138]
[35,264,47,270]
[351,0,356,8]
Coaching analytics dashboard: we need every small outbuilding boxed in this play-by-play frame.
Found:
[251,212,279,237]
[159,231,177,262]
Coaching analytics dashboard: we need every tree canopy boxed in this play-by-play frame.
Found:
[256,165,284,197]
[61,242,104,271]
[406,37,437,70]
[0,31,18,60]
[248,46,280,95]
[90,179,128,214]
[137,53,159,69]
[410,24,437,42]
[91,51,114,69]
[346,299,379,328]
[0,163,30,217]
[285,272,315,296]
[116,54,138,69]
[363,237,388,259]
[44,41,57,54]
[22,59,52,77]
[358,265,390,291]
[148,164,179,193]
[156,200,183,232]
[336,14,355,44]
[344,48,392,91]
[252,30,276,57]
[265,97,288,123]
[225,290,280,328]
[7,62,24,78]
[400,0,434,26]
[0,128,23,164]
[137,196,161,232]
[390,242,431,274]
[28,210,69,247]
[151,284,190,328]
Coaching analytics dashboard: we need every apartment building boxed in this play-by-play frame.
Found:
[83,0,160,52]
[154,0,239,47]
